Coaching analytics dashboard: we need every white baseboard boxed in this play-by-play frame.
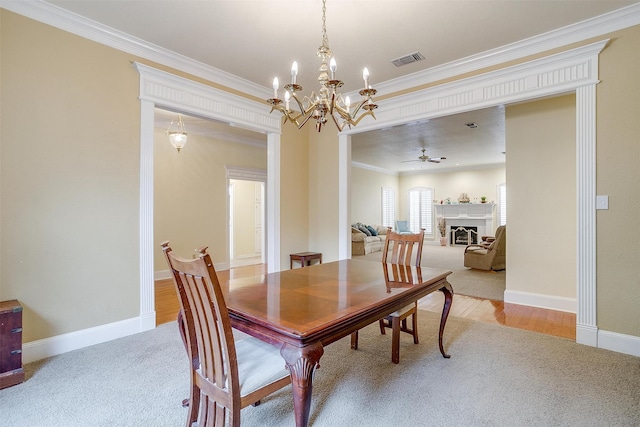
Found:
[597,329,640,357]
[504,290,576,313]
[155,261,230,281]
[22,315,152,364]
[154,269,172,280]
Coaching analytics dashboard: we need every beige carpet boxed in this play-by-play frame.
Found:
[355,244,506,301]
[2,313,638,426]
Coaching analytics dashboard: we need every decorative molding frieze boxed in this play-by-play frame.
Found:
[133,63,281,135]
[343,40,608,134]
[225,165,267,182]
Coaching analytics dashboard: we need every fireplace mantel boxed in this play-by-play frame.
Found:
[435,203,496,245]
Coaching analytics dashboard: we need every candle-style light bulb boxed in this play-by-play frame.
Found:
[272,77,279,99]
[291,62,298,84]
[345,96,351,113]
[363,68,369,88]
[329,58,337,79]
[285,91,290,110]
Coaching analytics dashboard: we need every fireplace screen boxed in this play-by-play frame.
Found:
[450,226,478,246]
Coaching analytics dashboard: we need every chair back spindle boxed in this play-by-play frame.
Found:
[382,227,425,266]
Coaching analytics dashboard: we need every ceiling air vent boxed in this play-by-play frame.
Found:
[391,52,426,67]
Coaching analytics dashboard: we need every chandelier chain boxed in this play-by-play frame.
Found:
[321,0,329,49]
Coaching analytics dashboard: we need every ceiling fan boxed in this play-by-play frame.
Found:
[402,148,446,164]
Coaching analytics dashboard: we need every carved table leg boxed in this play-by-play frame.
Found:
[438,280,454,358]
[280,342,324,427]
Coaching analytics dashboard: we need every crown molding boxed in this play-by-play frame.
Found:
[3,0,638,103]
[348,2,640,98]
[399,162,506,176]
[0,0,273,100]
[351,161,399,176]
[344,39,608,134]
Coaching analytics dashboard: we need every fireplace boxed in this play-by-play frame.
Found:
[450,226,478,246]
[434,203,495,247]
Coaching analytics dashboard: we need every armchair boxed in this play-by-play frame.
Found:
[395,220,413,235]
[463,225,506,271]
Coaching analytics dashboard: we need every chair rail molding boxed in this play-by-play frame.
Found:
[340,40,609,351]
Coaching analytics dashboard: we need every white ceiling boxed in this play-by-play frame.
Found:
[44,0,636,172]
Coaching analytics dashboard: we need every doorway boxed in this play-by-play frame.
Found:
[229,179,265,268]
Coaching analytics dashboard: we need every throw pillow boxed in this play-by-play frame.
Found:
[359,225,372,236]
[366,225,378,236]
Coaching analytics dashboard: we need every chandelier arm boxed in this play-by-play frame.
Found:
[350,98,371,118]
[349,110,377,126]
[330,112,348,132]
[296,111,316,129]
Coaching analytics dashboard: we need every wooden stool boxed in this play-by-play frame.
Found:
[290,252,322,269]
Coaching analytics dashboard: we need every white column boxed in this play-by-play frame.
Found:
[139,100,156,331]
[575,83,598,347]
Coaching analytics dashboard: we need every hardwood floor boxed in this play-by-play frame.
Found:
[155,263,267,326]
[155,263,576,340]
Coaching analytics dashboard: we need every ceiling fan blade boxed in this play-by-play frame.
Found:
[430,156,446,161]
[427,159,441,163]
[401,159,420,163]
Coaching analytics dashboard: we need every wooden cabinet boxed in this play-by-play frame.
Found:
[0,300,25,389]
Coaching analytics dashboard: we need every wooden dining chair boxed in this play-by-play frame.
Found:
[350,227,425,364]
[161,242,291,427]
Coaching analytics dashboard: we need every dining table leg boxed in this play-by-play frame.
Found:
[438,280,454,358]
[280,341,325,427]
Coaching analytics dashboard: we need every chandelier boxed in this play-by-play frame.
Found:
[166,113,188,153]
[267,0,378,132]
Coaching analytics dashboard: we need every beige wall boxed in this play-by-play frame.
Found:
[1,11,141,340]
[153,128,266,271]
[595,26,640,335]
[505,95,576,299]
[278,125,310,271]
[308,129,341,263]
[351,167,399,225]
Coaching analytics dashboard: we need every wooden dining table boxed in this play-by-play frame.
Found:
[222,259,454,427]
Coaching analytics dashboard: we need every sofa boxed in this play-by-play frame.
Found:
[351,223,388,255]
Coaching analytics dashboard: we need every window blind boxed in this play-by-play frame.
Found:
[381,187,396,228]
[408,187,434,236]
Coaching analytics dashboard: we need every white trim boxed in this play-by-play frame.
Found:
[139,100,156,332]
[133,63,280,135]
[22,317,140,364]
[350,3,640,97]
[0,0,273,100]
[339,42,607,351]
[598,330,640,358]
[351,161,399,176]
[134,64,281,327]
[504,290,576,313]
[225,165,267,181]
[343,40,608,135]
[5,1,638,103]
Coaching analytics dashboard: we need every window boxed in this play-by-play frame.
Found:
[408,187,434,236]
[497,183,507,226]
[381,187,396,228]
